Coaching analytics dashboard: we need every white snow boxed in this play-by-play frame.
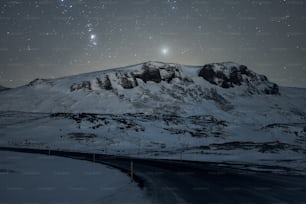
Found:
[0,61,306,174]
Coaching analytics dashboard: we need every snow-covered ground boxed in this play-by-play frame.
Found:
[0,61,305,174]
[0,151,149,204]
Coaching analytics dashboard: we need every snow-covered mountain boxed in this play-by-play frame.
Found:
[0,61,283,115]
[0,61,306,174]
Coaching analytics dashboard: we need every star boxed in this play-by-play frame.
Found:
[161,48,169,55]
[88,34,97,48]
[1,0,306,88]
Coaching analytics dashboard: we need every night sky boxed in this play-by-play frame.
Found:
[1,0,305,88]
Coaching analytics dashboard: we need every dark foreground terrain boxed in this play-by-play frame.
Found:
[1,147,305,203]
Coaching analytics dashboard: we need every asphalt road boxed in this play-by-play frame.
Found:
[1,147,306,203]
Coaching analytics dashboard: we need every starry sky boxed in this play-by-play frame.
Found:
[1,0,306,88]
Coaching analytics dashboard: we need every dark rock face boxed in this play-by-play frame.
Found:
[27,78,55,87]
[229,67,242,86]
[199,65,216,85]
[159,64,181,82]
[199,64,245,88]
[27,78,46,87]
[199,62,279,95]
[121,77,134,89]
[70,62,183,92]
[134,62,181,84]
[135,66,162,83]
[70,81,92,92]
[97,76,112,90]
[120,76,137,89]
[103,77,112,90]
[264,84,279,95]
[67,61,279,95]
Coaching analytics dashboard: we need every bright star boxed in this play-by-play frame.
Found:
[88,34,97,48]
[161,48,169,55]
[90,34,96,40]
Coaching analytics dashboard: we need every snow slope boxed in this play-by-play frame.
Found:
[0,61,305,174]
[0,61,282,115]
[0,85,9,92]
[0,151,149,204]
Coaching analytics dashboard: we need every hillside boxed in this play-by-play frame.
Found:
[0,61,305,174]
[0,85,9,91]
[0,61,284,115]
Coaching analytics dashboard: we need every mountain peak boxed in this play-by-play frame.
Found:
[24,61,279,96]
[142,60,179,67]
[199,62,279,95]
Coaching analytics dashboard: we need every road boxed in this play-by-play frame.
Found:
[1,147,306,203]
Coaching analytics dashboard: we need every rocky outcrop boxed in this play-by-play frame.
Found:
[27,78,47,87]
[68,61,279,96]
[120,76,136,89]
[70,81,92,92]
[134,65,162,83]
[96,76,112,90]
[71,62,183,92]
[134,61,181,83]
[199,62,279,95]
